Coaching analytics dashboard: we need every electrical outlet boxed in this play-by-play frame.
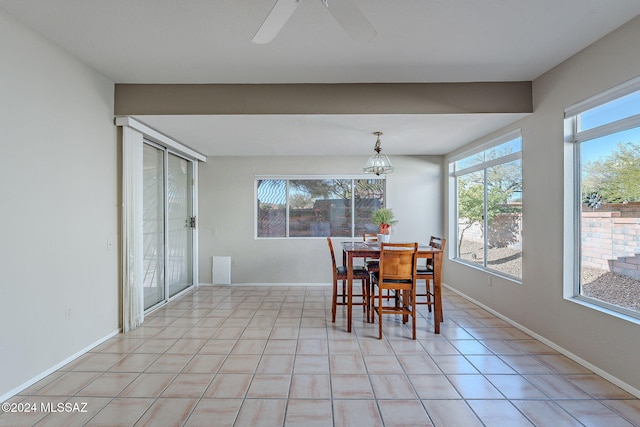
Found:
[232,258,238,266]
[487,276,493,287]
[106,239,113,251]
[65,307,72,320]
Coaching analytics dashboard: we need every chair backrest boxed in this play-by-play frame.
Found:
[379,242,418,281]
[429,236,446,251]
[327,237,338,271]
[363,233,378,242]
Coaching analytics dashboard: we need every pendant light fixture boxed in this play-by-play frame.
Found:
[363,131,394,175]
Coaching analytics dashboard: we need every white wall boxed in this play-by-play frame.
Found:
[0,10,118,399]
[443,15,640,394]
[198,155,442,284]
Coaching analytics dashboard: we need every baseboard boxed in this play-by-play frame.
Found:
[443,283,640,399]
[0,328,121,403]
[199,282,329,287]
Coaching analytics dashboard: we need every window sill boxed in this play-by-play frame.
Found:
[566,295,640,326]
[451,258,522,285]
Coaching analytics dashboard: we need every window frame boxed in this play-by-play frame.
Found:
[564,75,640,322]
[254,174,386,239]
[450,129,523,282]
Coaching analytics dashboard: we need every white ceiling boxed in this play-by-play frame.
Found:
[2,0,639,156]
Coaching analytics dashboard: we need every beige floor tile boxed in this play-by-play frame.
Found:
[131,338,177,353]
[329,339,361,354]
[198,339,237,354]
[240,327,273,340]
[269,326,300,340]
[364,355,405,375]
[422,399,483,426]
[330,354,367,374]
[69,353,126,372]
[293,355,330,374]
[145,354,193,373]
[511,400,583,427]
[410,375,461,399]
[389,339,429,355]
[565,374,635,399]
[524,375,592,399]
[431,355,479,374]
[467,399,534,426]
[377,400,433,427]
[499,354,556,374]
[420,339,461,355]
[181,354,226,374]
[160,373,213,398]
[256,354,295,374]
[447,375,504,399]
[234,399,287,427]
[34,372,102,396]
[466,355,518,374]
[165,338,207,354]
[485,374,547,399]
[285,399,333,427]
[333,399,382,427]
[203,374,252,398]
[289,374,331,399]
[118,373,175,398]
[358,338,395,355]
[76,372,138,397]
[230,339,268,354]
[557,400,635,427]
[134,397,198,427]
[85,397,155,427]
[297,339,329,354]
[218,354,261,374]
[32,397,110,427]
[396,354,441,375]
[370,374,417,399]
[536,354,593,374]
[263,339,298,354]
[92,338,145,353]
[183,398,242,427]
[108,353,160,373]
[331,374,374,399]
[246,374,291,398]
[448,339,493,355]
[601,399,640,424]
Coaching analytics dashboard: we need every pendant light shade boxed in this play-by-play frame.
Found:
[363,131,394,175]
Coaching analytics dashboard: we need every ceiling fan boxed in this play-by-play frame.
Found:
[252,0,376,44]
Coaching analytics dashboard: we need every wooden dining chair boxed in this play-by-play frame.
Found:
[362,233,380,273]
[327,237,370,323]
[370,242,418,339]
[416,236,446,319]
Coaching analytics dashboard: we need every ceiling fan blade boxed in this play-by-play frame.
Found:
[252,0,301,44]
[325,0,376,43]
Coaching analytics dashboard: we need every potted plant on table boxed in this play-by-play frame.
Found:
[371,208,397,243]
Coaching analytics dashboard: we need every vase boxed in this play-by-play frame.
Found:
[377,234,391,243]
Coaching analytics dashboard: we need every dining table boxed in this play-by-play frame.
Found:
[341,240,444,334]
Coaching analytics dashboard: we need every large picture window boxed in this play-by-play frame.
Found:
[452,131,523,280]
[256,177,385,238]
[566,78,640,318]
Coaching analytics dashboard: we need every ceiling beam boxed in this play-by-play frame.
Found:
[115,82,532,116]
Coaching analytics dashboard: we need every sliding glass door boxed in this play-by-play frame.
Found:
[142,142,194,310]
[167,153,193,297]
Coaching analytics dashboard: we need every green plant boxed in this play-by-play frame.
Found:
[371,208,397,234]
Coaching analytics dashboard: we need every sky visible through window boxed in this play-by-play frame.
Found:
[579,90,640,164]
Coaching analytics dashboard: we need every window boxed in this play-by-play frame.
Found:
[451,131,523,279]
[565,77,640,318]
[256,177,385,238]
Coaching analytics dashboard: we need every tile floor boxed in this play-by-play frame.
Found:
[2,285,640,426]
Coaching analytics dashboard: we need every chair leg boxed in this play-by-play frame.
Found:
[378,290,383,339]
[331,279,337,323]
[426,279,432,312]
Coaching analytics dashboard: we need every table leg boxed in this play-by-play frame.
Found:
[433,252,442,334]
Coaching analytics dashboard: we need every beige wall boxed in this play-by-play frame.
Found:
[443,15,640,394]
[0,9,118,398]
[198,155,443,284]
